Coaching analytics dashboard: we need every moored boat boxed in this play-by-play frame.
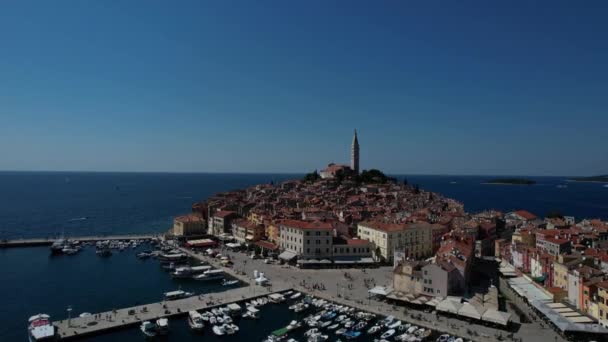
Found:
[28,314,56,342]
[156,318,169,335]
[140,321,157,338]
[188,311,205,331]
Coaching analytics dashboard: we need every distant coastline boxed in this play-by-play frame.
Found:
[482,178,536,185]
[567,175,608,183]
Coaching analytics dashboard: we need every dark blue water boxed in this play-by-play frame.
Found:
[0,172,295,240]
[0,245,246,341]
[403,175,608,220]
[1,172,607,241]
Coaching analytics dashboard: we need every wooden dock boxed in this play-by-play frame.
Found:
[54,285,290,340]
[0,234,159,248]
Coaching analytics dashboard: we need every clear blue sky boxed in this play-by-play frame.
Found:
[1,1,607,175]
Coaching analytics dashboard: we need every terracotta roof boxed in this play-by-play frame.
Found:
[513,210,537,220]
[174,214,204,223]
[358,221,407,232]
[214,210,237,218]
[280,219,333,230]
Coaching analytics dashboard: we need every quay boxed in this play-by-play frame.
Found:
[0,234,158,248]
[54,285,290,340]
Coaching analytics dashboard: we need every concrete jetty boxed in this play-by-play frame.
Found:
[54,285,290,340]
[0,234,158,248]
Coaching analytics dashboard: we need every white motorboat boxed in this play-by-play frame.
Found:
[222,279,240,286]
[290,292,302,300]
[243,306,260,319]
[335,328,347,335]
[212,325,225,336]
[28,314,56,341]
[268,293,285,303]
[388,320,402,329]
[380,329,395,339]
[140,321,157,338]
[304,328,319,337]
[308,334,328,342]
[156,318,169,334]
[194,269,225,281]
[163,289,193,300]
[209,316,217,325]
[188,311,205,331]
[287,320,302,330]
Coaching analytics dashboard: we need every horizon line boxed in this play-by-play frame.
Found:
[0,169,593,178]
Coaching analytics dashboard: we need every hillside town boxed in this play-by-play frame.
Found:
[169,131,608,341]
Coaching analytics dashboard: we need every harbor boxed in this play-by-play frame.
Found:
[0,234,159,248]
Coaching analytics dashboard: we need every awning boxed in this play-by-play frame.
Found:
[458,303,487,320]
[368,286,393,296]
[225,243,241,248]
[278,251,297,261]
[246,234,254,240]
[436,299,463,314]
[482,309,512,326]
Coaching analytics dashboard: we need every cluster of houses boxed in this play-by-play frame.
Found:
[494,210,608,337]
[171,176,465,267]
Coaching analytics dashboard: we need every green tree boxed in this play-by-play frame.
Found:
[303,170,321,182]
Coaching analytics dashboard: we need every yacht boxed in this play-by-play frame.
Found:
[193,269,225,281]
[367,325,381,335]
[140,321,157,338]
[156,318,169,335]
[28,314,56,342]
[163,289,193,300]
[188,311,205,331]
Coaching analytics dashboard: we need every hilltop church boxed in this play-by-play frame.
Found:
[319,130,360,179]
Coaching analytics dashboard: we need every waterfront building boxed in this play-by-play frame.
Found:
[172,214,206,236]
[357,221,432,262]
[279,220,333,260]
[210,210,238,236]
[393,259,462,297]
[231,219,264,244]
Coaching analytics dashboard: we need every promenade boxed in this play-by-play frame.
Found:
[0,234,159,248]
[54,284,290,340]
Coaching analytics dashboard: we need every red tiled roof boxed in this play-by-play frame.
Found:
[514,210,537,220]
[254,240,279,250]
[358,221,407,232]
[280,219,333,230]
[174,214,204,222]
[214,210,237,218]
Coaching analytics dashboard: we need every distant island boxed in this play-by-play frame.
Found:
[483,178,536,185]
[568,175,608,183]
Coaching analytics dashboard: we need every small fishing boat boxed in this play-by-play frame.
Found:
[140,321,157,337]
[222,279,240,286]
[328,323,340,330]
[336,328,347,335]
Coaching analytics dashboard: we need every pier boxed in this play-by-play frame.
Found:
[0,234,158,248]
[54,285,290,340]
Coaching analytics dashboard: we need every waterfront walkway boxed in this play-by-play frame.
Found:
[54,284,289,340]
[0,234,159,248]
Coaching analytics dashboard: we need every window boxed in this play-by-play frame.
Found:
[306,232,310,236]
[307,248,310,253]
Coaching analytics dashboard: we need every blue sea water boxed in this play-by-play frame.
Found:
[0,172,607,241]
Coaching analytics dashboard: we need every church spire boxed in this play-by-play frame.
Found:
[351,129,360,174]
